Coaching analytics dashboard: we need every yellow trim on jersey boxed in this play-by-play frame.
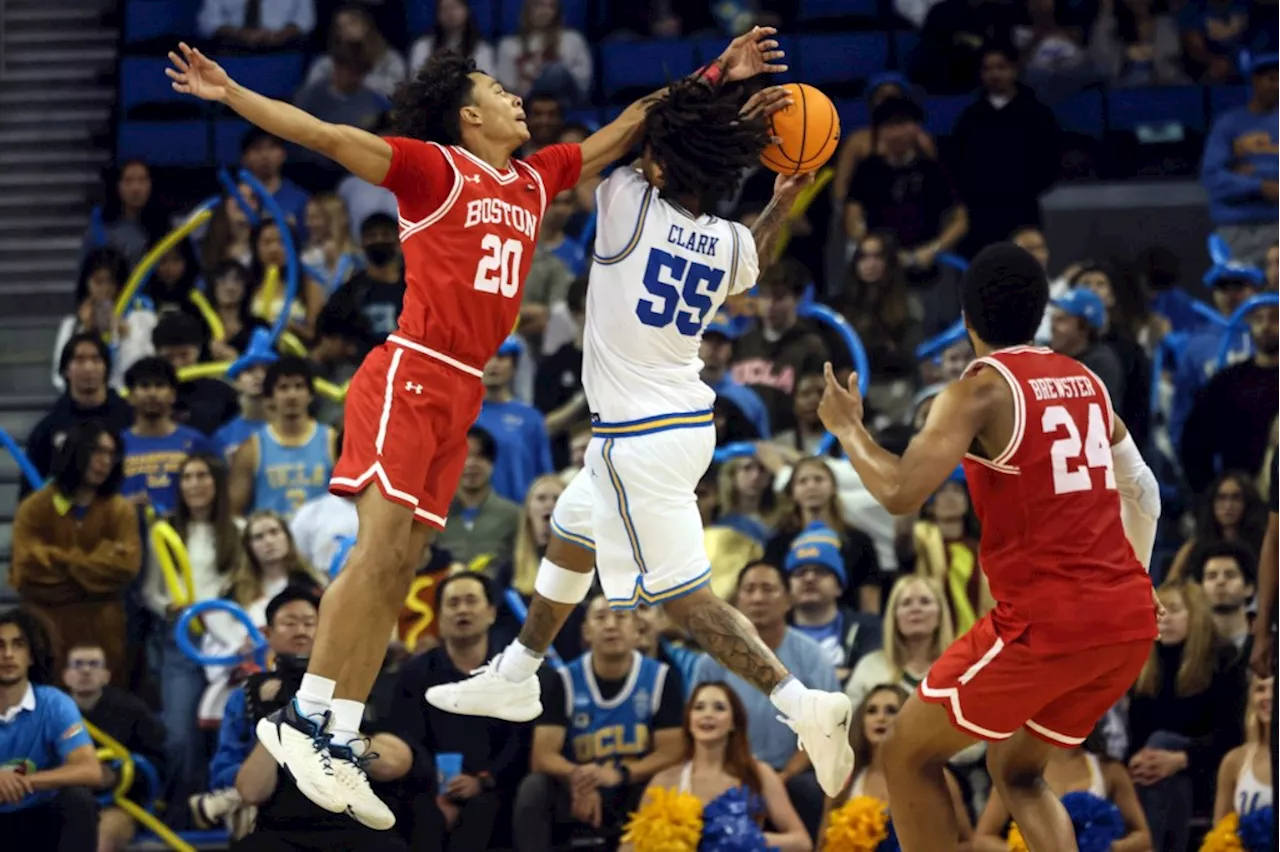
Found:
[607,568,713,610]
[550,517,596,552]
[593,186,654,266]
[601,438,646,574]
[591,410,714,437]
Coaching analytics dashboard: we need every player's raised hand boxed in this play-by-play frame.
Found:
[739,85,793,141]
[718,26,788,82]
[166,42,232,101]
[818,362,864,433]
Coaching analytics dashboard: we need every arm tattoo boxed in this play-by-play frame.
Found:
[680,597,789,695]
[749,195,789,276]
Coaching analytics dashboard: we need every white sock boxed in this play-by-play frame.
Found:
[329,698,366,748]
[296,674,336,718]
[495,640,544,682]
[770,675,806,719]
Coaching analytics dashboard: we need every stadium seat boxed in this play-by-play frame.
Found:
[1054,88,1105,137]
[123,0,196,46]
[563,107,602,131]
[118,120,210,167]
[120,56,188,113]
[218,54,306,101]
[921,94,971,138]
[408,0,497,38]
[501,0,588,37]
[1209,84,1249,118]
[600,39,695,101]
[214,118,253,166]
[1107,86,1206,132]
[892,30,920,70]
[834,98,871,133]
[798,0,879,23]
[796,33,889,94]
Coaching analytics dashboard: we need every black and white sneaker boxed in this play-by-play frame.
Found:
[255,699,345,814]
[331,740,396,830]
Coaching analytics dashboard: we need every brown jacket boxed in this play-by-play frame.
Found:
[11,485,142,686]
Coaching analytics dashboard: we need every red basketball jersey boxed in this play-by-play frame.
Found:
[379,138,582,370]
[960,346,1156,653]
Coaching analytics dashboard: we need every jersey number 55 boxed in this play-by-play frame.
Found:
[636,248,725,337]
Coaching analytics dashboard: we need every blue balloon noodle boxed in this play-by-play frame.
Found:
[89,205,107,250]
[175,599,268,668]
[1217,293,1278,369]
[329,535,356,580]
[218,167,260,226]
[797,302,869,457]
[227,327,280,379]
[936,252,969,272]
[0,427,44,491]
[1191,299,1230,327]
[132,753,163,812]
[237,168,299,350]
[915,316,967,361]
[503,589,564,670]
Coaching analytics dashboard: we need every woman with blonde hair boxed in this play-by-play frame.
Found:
[1126,580,1247,849]
[305,4,407,97]
[766,456,881,613]
[623,681,812,852]
[300,193,362,294]
[1211,674,1274,821]
[913,472,993,635]
[716,455,776,546]
[844,575,954,711]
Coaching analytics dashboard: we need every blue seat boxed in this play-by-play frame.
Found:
[500,0,587,36]
[218,53,306,101]
[1054,88,1104,137]
[797,33,889,86]
[1107,86,1205,132]
[118,120,210,167]
[408,0,497,37]
[563,107,602,131]
[834,98,870,132]
[214,118,252,165]
[921,95,971,138]
[799,0,878,21]
[601,40,696,100]
[1209,84,1249,118]
[120,56,186,111]
[893,30,920,69]
[123,0,196,45]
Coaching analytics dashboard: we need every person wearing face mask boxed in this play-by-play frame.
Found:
[327,213,406,343]
[1181,303,1280,495]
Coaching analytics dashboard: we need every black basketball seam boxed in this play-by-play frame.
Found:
[795,83,809,176]
[796,97,838,169]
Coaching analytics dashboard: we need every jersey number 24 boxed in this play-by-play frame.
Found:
[636,248,725,336]
[1043,403,1116,495]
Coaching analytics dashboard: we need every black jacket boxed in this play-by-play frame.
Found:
[23,390,133,497]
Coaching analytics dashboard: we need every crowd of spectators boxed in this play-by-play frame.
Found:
[0,0,1276,850]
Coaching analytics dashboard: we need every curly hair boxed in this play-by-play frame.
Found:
[391,50,478,144]
[643,77,772,210]
[960,242,1048,347]
[0,607,58,685]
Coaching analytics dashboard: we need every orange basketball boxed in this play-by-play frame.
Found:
[760,83,841,176]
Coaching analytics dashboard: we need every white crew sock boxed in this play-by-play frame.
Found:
[329,698,366,750]
[495,640,544,682]
[769,675,806,719]
[296,674,336,719]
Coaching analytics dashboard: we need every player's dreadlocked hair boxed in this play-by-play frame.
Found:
[961,242,1049,347]
[643,76,772,210]
[391,50,477,144]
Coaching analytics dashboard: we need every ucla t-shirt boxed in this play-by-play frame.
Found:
[0,684,93,812]
[214,415,266,461]
[122,425,218,514]
[473,400,554,503]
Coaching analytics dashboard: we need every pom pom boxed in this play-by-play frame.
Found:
[1007,823,1030,852]
[822,796,890,852]
[878,818,901,852]
[1062,791,1126,852]
[1200,813,1245,852]
[1237,807,1275,852]
[699,786,773,852]
[623,787,704,852]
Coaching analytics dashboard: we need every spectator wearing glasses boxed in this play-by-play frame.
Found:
[1166,471,1267,584]
[62,641,166,852]
[11,421,141,686]
[0,607,104,851]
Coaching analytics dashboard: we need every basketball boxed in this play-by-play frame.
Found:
[760,83,841,176]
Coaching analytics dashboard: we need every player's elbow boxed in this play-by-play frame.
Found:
[880,487,924,516]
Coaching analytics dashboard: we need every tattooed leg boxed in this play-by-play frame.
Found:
[664,587,790,694]
[516,595,577,654]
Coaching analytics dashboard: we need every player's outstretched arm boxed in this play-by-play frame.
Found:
[166,43,393,185]
[578,26,787,179]
[818,363,993,515]
[748,171,814,274]
[1110,417,1161,571]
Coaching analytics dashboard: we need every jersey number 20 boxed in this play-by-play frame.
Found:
[636,248,725,336]
[473,234,523,297]
[1042,403,1116,495]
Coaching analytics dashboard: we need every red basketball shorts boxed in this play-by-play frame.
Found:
[919,614,1150,746]
[330,335,484,529]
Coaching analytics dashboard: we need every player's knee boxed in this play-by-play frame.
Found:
[987,750,1044,794]
[660,585,717,622]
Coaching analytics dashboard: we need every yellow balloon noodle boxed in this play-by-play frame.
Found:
[86,720,196,852]
[187,290,226,342]
[314,377,349,404]
[151,521,202,636]
[115,206,215,318]
[773,166,835,260]
[176,361,236,382]
[277,331,308,356]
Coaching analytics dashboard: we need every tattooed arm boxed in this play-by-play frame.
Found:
[750,172,815,276]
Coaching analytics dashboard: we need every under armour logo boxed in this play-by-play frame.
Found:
[464,174,482,184]
[526,183,536,191]
[405,381,423,394]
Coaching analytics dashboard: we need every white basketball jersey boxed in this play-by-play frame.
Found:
[582,167,759,422]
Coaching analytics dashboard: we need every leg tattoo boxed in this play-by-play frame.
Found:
[675,598,789,694]
[515,593,575,654]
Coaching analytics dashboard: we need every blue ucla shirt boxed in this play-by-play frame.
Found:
[253,422,335,519]
[214,415,266,461]
[561,652,667,764]
[473,400,554,503]
[122,425,218,514]
[0,684,93,813]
